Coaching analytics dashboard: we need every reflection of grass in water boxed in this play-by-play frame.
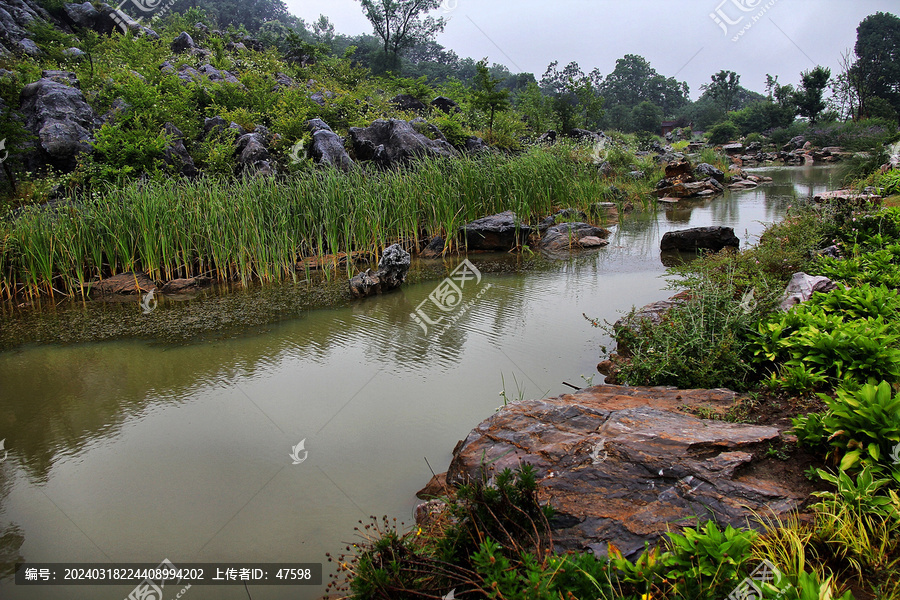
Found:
[1,148,659,300]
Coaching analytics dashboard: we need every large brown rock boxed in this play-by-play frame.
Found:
[539,222,610,253]
[443,385,805,559]
[88,272,155,295]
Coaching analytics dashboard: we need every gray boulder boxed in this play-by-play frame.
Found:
[235,132,270,171]
[430,96,460,114]
[349,244,411,298]
[660,226,740,252]
[161,122,197,177]
[62,47,85,60]
[779,272,838,311]
[307,118,354,171]
[63,1,99,29]
[391,93,427,112]
[695,162,724,182]
[461,211,532,251]
[349,119,458,168]
[20,71,99,171]
[17,38,39,56]
[170,31,195,53]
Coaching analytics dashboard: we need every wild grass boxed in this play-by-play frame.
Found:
[0,147,651,298]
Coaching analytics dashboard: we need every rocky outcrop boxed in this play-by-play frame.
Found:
[161,122,197,177]
[538,208,587,232]
[540,222,610,253]
[349,244,411,298]
[779,272,838,311]
[695,162,724,182]
[20,70,99,172]
[655,159,725,199]
[460,211,532,251]
[170,31,194,53]
[235,131,272,174]
[660,226,740,252]
[441,385,805,559]
[349,119,458,168]
[307,118,354,171]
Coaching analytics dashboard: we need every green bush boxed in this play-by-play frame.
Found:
[708,121,739,145]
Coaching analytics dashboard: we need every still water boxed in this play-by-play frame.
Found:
[0,166,838,599]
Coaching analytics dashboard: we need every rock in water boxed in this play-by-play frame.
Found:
[349,244,410,298]
[460,211,532,251]
[441,385,806,559]
[539,222,610,253]
[660,226,739,252]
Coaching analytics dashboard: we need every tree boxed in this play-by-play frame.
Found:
[355,0,446,73]
[165,0,295,31]
[472,58,510,137]
[598,54,688,125]
[631,101,663,134]
[701,70,741,112]
[793,66,831,124]
[540,61,604,133]
[853,12,900,121]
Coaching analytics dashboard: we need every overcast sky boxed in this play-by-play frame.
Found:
[282,0,897,99]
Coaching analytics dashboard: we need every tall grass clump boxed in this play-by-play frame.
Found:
[1,148,641,298]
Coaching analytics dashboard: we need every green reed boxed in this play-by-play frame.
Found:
[1,148,649,298]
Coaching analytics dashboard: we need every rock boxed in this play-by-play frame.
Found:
[88,271,156,295]
[391,93,427,112]
[20,71,99,172]
[161,122,197,177]
[171,31,195,53]
[416,472,449,500]
[419,236,444,258]
[160,276,212,294]
[746,141,762,153]
[240,36,263,52]
[349,244,411,298]
[460,211,532,251]
[62,47,85,60]
[202,116,243,141]
[308,90,333,106]
[569,128,600,144]
[654,180,722,199]
[101,97,129,124]
[235,132,269,171]
[695,162,724,182]
[463,136,489,155]
[273,71,295,91]
[540,222,610,253]
[195,22,209,35]
[538,208,587,232]
[660,226,740,252]
[728,179,759,190]
[348,119,458,168]
[225,41,247,52]
[537,130,557,145]
[430,96,460,114]
[627,170,644,179]
[779,272,838,311]
[18,38,39,56]
[665,159,693,180]
[63,2,99,29]
[782,135,805,151]
[410,117,447,142]
[578,236,607,248]
[198,63,241,85]
[307,118,354,171]
[722,143,744,154]
[443,385,805,560]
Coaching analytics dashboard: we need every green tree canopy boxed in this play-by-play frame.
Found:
[472,58,511,136]
[793,66,831,124]
[354,0,446,73]
[853,11,900,121]
[701,70,741,112]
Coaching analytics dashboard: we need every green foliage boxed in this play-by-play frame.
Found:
[708,121,739,145]
[472,58,511,136]
[702,70,741,112]
[728,100,796,135]
[793,66,832,124]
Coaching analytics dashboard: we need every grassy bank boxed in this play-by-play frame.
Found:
[0,144,664,299]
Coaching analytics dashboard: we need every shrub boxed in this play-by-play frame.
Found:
[708,121,739,145]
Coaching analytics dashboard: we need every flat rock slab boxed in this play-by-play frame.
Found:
[445,385,804,559]
[660,226,739,252]
[88,272,155,295]
[539,222,610,253]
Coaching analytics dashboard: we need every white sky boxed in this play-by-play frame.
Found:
[282,0,897,99]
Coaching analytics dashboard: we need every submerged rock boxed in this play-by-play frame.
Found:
[440,385,806,559]
[540,222,610,253]
[460,211,532,251]
[349,244,411,298]
[660,226,740,252]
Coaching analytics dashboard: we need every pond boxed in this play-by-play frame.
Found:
[0,165,839,599]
